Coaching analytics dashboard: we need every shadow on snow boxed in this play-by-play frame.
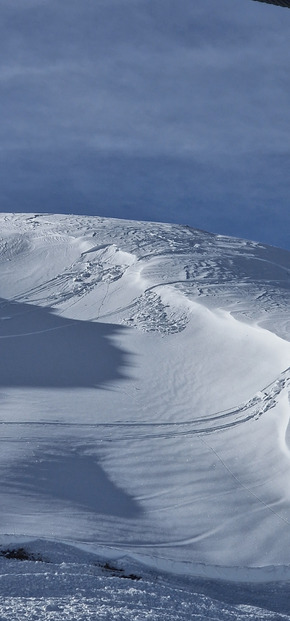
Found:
[5,446,142,518]
[0,297,132,388]
[0,299,143,519]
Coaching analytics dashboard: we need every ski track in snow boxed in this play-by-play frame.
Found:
[1,213,289,338]
[1,366,287,436]
[0,213,290,618]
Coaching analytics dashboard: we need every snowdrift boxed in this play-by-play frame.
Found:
[0,213,290,581]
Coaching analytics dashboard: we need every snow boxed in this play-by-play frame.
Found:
[0,213,290,618]
[0,541,289,620]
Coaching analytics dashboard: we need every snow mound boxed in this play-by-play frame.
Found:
[0,213,290,585]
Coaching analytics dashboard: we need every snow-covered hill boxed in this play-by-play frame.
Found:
[0,213,290,618]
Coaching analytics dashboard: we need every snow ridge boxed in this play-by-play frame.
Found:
[0,214,290,614]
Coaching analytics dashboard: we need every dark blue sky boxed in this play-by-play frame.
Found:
[1,0,289,249]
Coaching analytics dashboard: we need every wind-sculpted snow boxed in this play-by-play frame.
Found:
[0,213,290,617]
[1,213,289,338]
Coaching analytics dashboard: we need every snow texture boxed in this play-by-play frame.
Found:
[0,213,290,619]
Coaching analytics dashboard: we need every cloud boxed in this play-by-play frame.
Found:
[0,0,289,248]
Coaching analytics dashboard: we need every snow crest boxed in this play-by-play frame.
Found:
[0,213,290,590]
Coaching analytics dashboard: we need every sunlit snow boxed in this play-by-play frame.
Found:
[0,213,289,619]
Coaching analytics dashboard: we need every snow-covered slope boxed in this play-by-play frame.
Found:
[0,213,290,589]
